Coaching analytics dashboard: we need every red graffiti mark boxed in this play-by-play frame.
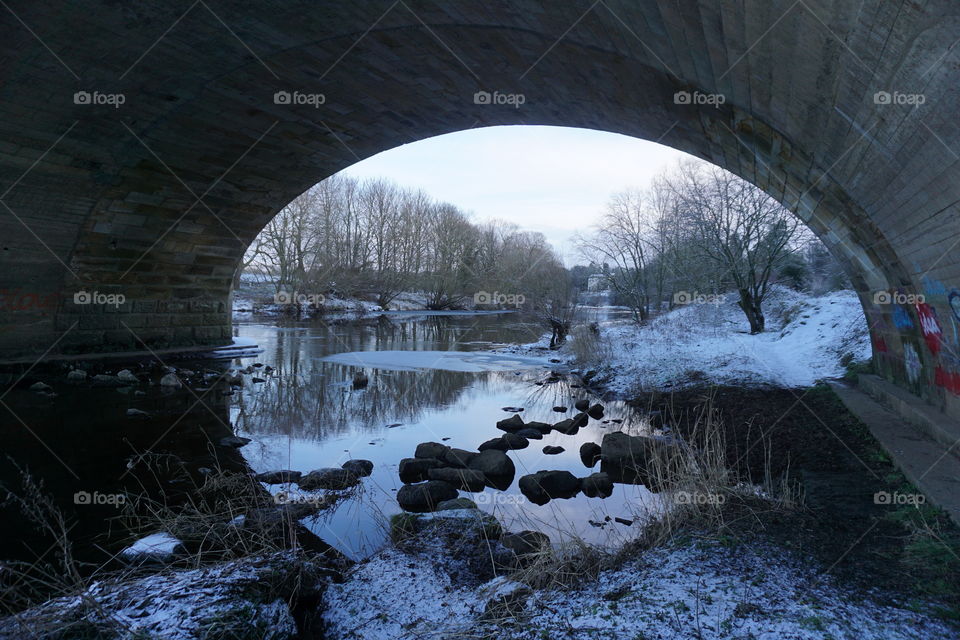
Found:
[934,366,960,395]
[915,303,943,355]
[872,336,888,353]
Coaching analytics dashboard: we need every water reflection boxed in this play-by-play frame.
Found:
[233,312,661,558]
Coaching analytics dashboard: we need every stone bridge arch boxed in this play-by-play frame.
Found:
[0,1,958,419]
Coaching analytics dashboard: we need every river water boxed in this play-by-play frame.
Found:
[0,309,658,565]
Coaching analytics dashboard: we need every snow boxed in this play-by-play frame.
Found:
[563,288,871,394]
[319,349,555,372]
[120,532,182,560]
[321,539,954,640]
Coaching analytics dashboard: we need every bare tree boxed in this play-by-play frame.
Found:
[666,161,800,333]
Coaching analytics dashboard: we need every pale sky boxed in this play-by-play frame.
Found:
[342,125,690,265]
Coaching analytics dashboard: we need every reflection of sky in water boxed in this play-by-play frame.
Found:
[233,314,660,559]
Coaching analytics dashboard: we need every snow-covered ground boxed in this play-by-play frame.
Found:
[512,287,871,395]
[322,538,954,640]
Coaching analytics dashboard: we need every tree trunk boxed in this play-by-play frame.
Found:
[737,289,765,334]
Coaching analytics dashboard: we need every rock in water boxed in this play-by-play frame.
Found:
[159,373,181,388]
[552,405,568,413]
[587,403,605,419]
[299,468,360,490]
[66,369,87,383]
[574,399,590,412]
[525,421,553,434]
[515,428,543,440]
[579,442,602,468]
[427,467,487,492]
[542,445,565,455]
[496,414,526,433]
[415,442,449,459]
[581,472,614,498]
[552,418,579,436]
[399,457,443,483]
[468,449,516,481]
[396,480,458,512]
[500,433,529,450]
[441,447,479,468]
[117,369,139,384]
[478,437,510,452]
[219,435,251,448]
[518,470,581,505]
[600,431,682,484]
[341,459,374,477]
[256,470,302,484]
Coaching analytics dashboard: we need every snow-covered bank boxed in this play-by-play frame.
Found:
[321,538,952,640]
[511,288,871,395]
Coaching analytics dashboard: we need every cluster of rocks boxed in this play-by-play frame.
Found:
[396,398,685,512]
[255,459,373,491]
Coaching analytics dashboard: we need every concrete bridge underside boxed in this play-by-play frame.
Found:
[0,1,959,421]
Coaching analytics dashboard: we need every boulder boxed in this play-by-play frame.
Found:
[219,435,251,448]
[427,467,488,492]
[66,369,87,383]
[500,530,550,556]
[500,433,529,450]
[579,442,602,468]
[256,470,302,484]
[515,428,543,440]
[551,405,568,413]
[478,437,509,452]
[437,497,478,511]
[92,374,123,387]
[117,369,140,384]
[341,459,374,477]
[441,447,479,468]
[542,445,565,455]
[496,414,526,433]
[525,421,553,434]
[396,480,459,512]
[600,431,682,484]
[159,373,181,388]
[552,418,579,436]
[468,449,516,482]
[415,442,449,459]
[126,408,151,419]
[399,457,443,483]
[581,472,614,498]
[518,470,581,505]
[574,399,590,412]
[570,412,589,429]
[298,468,360,491]
[587,403,605,420]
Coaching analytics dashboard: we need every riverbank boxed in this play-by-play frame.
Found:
[500,287,872,396]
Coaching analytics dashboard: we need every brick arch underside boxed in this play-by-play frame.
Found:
[0,1,957,417]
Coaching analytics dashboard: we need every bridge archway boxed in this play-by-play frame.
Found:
[0,1,958,419]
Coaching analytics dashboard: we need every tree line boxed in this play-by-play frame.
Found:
[241,174,570,312]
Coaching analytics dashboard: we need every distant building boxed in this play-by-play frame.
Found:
[586,274,607,292]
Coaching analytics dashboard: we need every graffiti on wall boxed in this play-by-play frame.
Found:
[904,343,922,383]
